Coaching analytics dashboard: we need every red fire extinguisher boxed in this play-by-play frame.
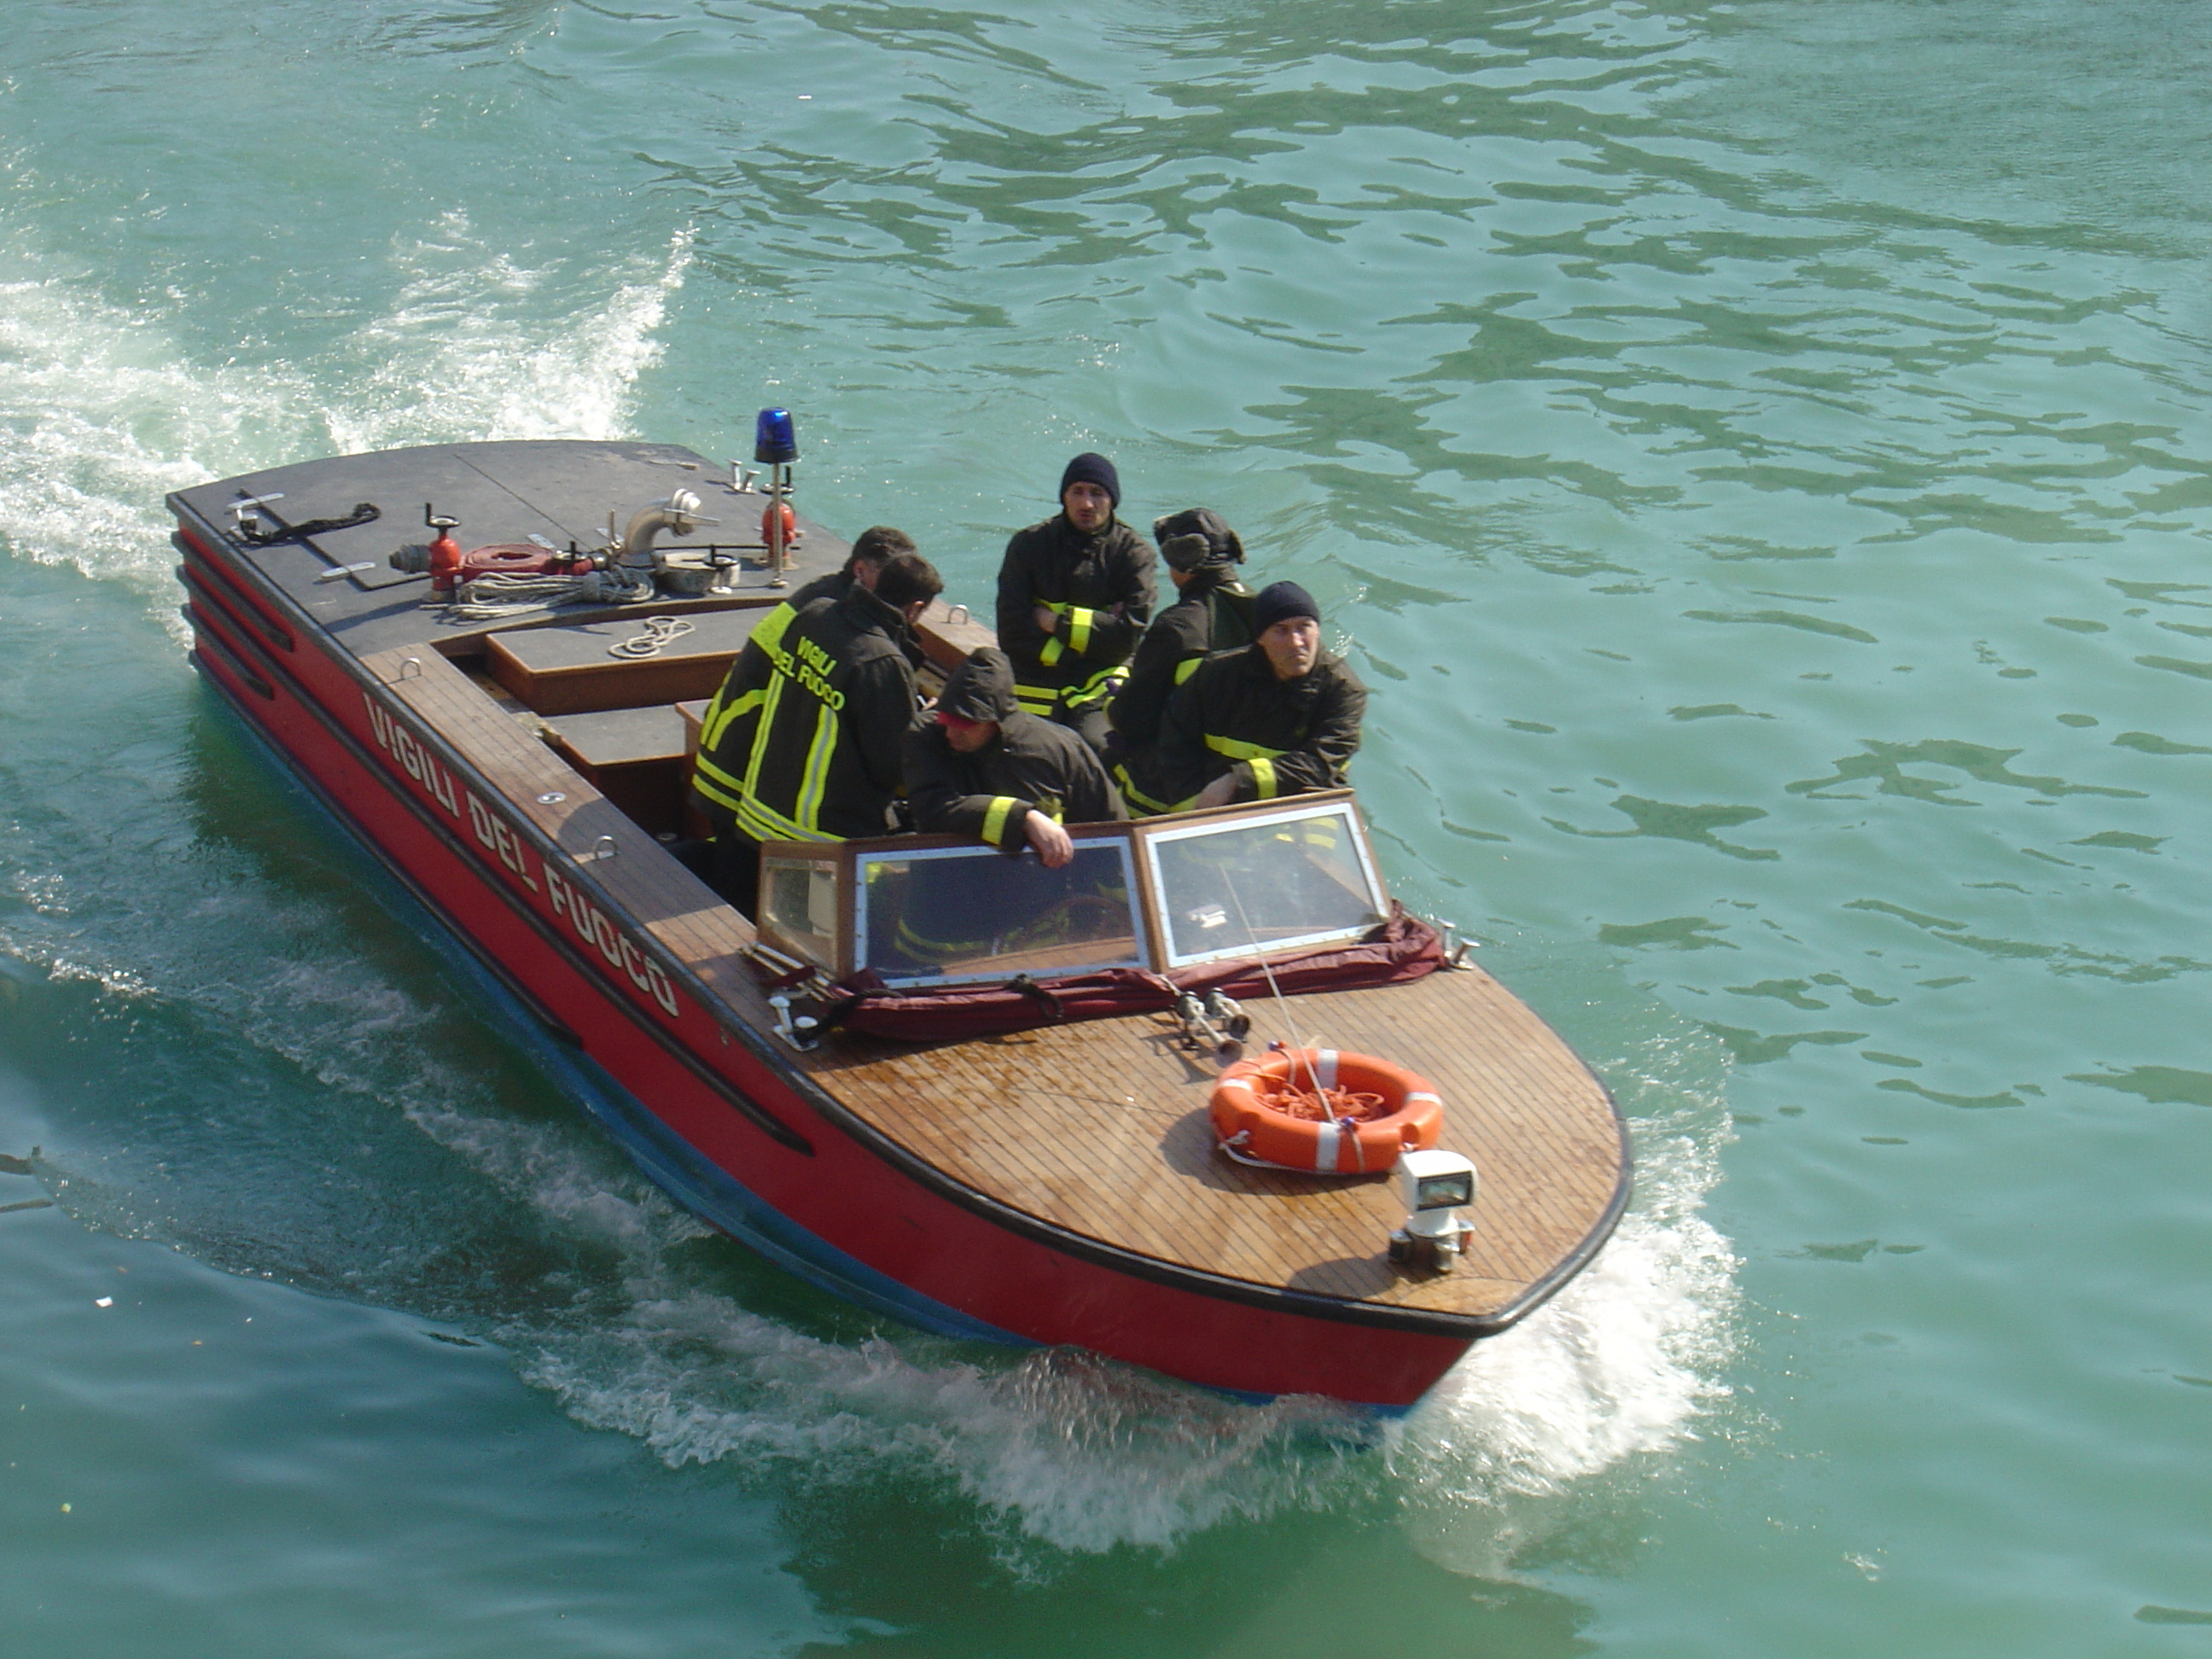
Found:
[426,504,463,593]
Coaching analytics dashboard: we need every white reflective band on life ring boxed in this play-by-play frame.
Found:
[1313,1120,1341,1173]
[1315,1050,1339,1091]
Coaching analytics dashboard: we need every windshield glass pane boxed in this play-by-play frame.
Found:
[759,854,844,975]
[1149,804,1384,966]
[855,841,1144,987]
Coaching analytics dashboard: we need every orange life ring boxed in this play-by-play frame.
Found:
[1208,1048,1443,1174]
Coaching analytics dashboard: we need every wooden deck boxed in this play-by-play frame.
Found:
[370,644,1626,1325]
[805,972,1624,1319]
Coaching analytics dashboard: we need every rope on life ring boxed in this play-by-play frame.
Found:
[1208,1048,1442,1174]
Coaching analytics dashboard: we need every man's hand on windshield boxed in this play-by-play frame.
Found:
[1192,773,1240,811]
[1025,811,1074,869]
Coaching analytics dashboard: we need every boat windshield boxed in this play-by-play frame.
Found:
[754,793,1389,987]
[853,839,1147,987]
[1144,800,1386,968]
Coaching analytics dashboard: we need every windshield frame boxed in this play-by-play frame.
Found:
[754,792,1389,986]
[1134,795,1388,969]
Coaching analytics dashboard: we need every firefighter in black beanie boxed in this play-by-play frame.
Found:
[1152,580,1365,811]
[994,452,1155,757]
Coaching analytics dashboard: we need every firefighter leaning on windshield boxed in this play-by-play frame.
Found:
[1150,580,1366,812]
[902,647,1126,870]
[692,550,943,915]
[994,452,1155,758]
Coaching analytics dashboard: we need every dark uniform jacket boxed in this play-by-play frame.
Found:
[995,514,1155,718]
[1151,643,1366,807]
[903,652,1126,851]
[694,584,920,844]
[691,570,849,831]
[1107,577,1254,812]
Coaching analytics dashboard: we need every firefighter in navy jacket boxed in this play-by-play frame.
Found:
[1152,581,1365,811]
[696,551,942,911]
[691,524,923,833]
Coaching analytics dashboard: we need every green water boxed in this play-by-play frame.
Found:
[3,0,2209,1651]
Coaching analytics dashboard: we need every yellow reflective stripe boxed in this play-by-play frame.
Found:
[981,795,1021,846]
[1202,731,1287,763]
[740,676,788,800]
[701,685,764,751]
[1249,756,1279,800]
[1011,681,1059,715]
[1113,765,1187,816]
[1064,607,1094,656]
[1061,664,1128,709]
[736,796,839,843]
[896,913,990,963]
[1173,655,1202,685]
[793,702,837,833]
[692,753,748,812]
[1038,600,1070,667]
[747,600,797,654]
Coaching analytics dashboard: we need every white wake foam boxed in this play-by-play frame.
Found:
[0,270,305,604]
[322,214,693,453]
[0,216,691,606]
[394,1014,1739,1564]
[1388,1030,1740,1577]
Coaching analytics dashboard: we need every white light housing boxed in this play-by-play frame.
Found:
[1390,1150,1478,1269]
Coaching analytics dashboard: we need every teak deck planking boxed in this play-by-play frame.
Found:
[370,645,1627,1324]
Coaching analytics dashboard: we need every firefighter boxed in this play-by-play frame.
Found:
[903,648,1125,868]
[1107,507,1255,814]
[891,649,1127,974]
[691,525,922,841]
[1152,580,1365,811]
[699,551,943,914]
[994,452,1155,756]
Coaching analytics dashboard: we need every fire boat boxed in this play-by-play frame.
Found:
[168,428,1628,1410]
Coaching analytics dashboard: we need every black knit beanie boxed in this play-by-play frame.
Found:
[1253,580,1320,634]
[1058,451,1121,509]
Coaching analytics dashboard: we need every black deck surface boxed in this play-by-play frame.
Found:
[171,439,850,662]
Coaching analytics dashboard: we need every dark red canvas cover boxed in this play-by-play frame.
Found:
[818,905,1446,1042]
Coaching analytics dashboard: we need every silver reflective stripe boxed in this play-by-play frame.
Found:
[1315,1050,1339,1091]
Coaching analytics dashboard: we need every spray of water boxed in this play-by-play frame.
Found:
[0,213,692,611]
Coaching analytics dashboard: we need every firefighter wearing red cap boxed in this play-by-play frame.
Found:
[903,647,1126,866]
[994,452,1155,756]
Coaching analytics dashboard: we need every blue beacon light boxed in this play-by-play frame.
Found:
[754,408,799,464]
